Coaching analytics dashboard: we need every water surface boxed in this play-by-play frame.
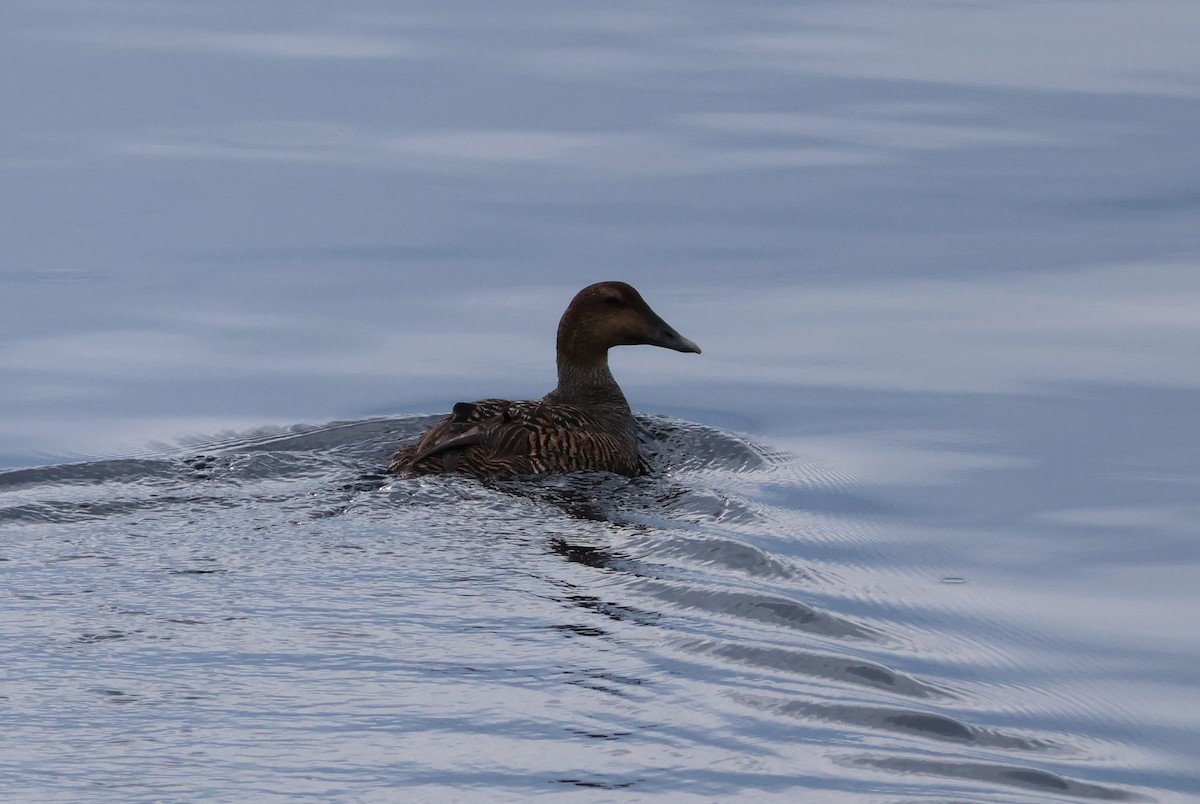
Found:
[2,1,1199,800]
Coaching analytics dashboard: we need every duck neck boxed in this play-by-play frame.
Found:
[547,353,630,408]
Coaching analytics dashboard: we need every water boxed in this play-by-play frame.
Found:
[3,1,1199,800]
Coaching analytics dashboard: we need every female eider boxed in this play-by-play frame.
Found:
[389,281,700,478]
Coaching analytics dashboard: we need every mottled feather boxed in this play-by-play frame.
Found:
[390,399,640,478]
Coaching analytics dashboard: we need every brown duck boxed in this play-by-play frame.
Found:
[389,281,701,478]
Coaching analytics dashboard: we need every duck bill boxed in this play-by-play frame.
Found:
[646,319,702,354]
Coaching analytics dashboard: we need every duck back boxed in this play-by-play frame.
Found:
[389,397,641,478]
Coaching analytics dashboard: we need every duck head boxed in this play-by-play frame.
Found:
[557,281,701,366]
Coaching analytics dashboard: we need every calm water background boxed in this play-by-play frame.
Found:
[3,1,1200,801]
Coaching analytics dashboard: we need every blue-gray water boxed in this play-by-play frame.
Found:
[3,2,1199,801]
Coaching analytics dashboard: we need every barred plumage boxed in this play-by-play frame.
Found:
[389,282,701,479]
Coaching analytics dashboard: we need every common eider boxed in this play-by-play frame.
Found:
[389,281,701,478]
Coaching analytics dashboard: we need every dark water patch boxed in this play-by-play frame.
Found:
[561,667,646,697]
[90,687,141,704]
[841,755,1149,802]
[549,537,629,572]
[566,727,634,741]
[554,623,608,638]
[886,711,984,742]
[556,777,641,790]
[739,693,1062,752]
[74,630,132,644]
[641,582,879,641]
[680,637,946,699]
[552,587,665,630]
[0,458,177,491]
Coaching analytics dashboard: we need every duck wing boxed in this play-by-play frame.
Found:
[388,399,517,474]
[390,399,640,477]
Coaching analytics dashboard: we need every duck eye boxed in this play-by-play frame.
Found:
[604,296,622,306]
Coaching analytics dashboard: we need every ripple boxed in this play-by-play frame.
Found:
[640,582,879,641]
[680,636,947,698]
[738,692,1063,752]
[840,754,1148,802]
[0,412,1180,801]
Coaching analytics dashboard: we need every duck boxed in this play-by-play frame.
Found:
[389,281,701,478]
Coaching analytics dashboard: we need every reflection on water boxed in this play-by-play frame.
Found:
[3,0,1200,800]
